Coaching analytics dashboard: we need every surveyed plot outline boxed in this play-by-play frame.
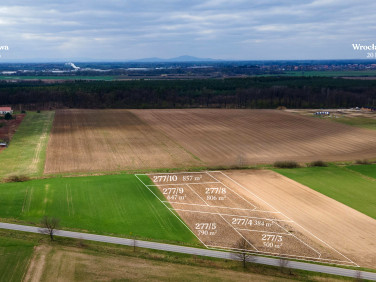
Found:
[135,171,358,267]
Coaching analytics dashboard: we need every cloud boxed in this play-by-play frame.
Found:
[0,0,375,60]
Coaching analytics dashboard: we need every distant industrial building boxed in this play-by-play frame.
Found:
[314,111,330,116]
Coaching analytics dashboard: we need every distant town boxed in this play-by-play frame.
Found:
[0,59,376,80]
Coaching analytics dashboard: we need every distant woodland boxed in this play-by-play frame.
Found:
[1,77,375,110]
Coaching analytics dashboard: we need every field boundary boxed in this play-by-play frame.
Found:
[136,171,359,267]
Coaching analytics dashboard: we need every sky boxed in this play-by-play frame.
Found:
[0,0,376,61]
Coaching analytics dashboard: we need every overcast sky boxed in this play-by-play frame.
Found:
[0,0,375,61]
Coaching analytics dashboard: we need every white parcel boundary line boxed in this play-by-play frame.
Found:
[161,201,280,214]
[186,184,210,206]
[169,175,321,263]
[272,219,322,259]
[215,171,359,267]
[170,206,359,266]
[205,171,257,210]
[184,181,259,252]
[236,229,291,235]
[0,223,374,280]
[134,174,208,249]
[218,211,324,261]
[210,171,357,265]
[146,181,221,186]
[170,208,294,223]
[138,172,357,267]
[216,213,260,251]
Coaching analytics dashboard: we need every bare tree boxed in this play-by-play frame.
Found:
[355,270,363,282]
[279,257,290,274]
[232,237,254,268]
[40,216,60,241]
[133,235,137,252]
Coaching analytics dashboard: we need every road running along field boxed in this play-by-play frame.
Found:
[44,109,201,174]
[131,109,376,166]
[136,170,376,269]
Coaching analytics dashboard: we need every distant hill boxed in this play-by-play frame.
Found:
[130,55,221,62]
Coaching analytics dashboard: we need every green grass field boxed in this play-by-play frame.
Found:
[0,236,34,282]
[274,165,376,219]
[329,116,376,130]
[283,70,376,77]
[346,164,376,179]
[0,111,54,180]
[0,174,198,245]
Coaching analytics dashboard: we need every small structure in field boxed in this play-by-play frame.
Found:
[0,107,13,115]
[314,111,330,116]
[0,142,7,147]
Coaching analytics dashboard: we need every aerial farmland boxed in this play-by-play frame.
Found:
[0,80,376,282]
[0,104,375,281]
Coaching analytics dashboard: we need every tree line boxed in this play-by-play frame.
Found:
[0,77,375,110]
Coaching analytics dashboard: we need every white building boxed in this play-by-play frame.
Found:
[0,107,13,114]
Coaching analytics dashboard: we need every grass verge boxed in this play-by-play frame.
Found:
[330,116,376,130]
[0,229,358,281]
[346,164,376,179]
[0,111,54,180]
[0,233,35,282]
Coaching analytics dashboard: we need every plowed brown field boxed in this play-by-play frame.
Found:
[218,170,376,268]
[131,109,376,166]
[143,170,376,268]
[46,109,376,173]
[44,109,200,174]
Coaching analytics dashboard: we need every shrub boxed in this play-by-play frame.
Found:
[308,160,327,167]
[21,110,26,113]
[4,175,31,182]
[4,113,12,120]
[355,159,371,165]
[273,161,300,168]
[36,110,41,113]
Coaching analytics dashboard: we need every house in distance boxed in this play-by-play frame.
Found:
[0,107,13,115]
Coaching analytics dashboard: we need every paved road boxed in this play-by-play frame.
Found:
[1,222,375,281]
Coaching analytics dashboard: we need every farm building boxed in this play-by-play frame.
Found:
[314,111,330,116]
[0,107,13,114]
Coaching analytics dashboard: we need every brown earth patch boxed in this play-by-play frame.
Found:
[217,170,376,269]
[148,170,375,267]
[44,109,201,174]
[23,245,294,281]
[131,109,376,166]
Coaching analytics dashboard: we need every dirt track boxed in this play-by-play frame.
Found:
[220,170,376,268]
[44,109,200,174]
[132,109,376,166]
[23,245,294,281]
